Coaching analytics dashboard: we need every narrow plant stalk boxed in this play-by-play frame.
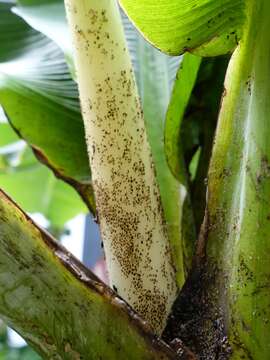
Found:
[64,0,177,333]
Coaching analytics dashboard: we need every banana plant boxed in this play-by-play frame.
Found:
[0,0,269,359]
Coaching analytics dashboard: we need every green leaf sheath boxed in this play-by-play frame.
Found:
[204,1,270,358]
[165,2,270,358]
[0,189,185,360]
[119,0,245,56]
[0,2,95,213]
[164,0,270,357]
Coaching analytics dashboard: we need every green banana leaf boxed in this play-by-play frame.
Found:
[0,1,95,213]
[0,188,186,359]
[119,0,246,57]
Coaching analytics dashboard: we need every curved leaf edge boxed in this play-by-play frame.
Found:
[119,2,246,57]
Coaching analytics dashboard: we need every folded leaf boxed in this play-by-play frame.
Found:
[119,0,246,56]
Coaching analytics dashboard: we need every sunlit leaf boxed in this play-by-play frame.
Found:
[120,0,245,56]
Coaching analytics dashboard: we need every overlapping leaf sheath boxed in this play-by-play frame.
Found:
[165,1,270,358]
[64,0,178,333]
[205,1,270,357]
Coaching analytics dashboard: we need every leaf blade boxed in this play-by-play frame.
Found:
[0,2,95,213]
[119,0,245,56]
[0,188,184,359]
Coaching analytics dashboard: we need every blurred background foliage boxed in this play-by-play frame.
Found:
[0,321,40,359]
[0,110,87,237]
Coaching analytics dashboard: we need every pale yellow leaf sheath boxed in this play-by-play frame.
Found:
[64,0,178,333]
